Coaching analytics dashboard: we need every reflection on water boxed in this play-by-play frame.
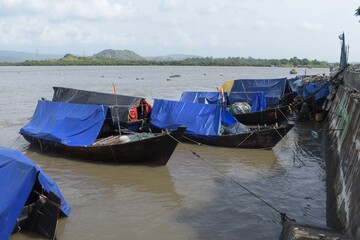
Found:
[3,66,328,240]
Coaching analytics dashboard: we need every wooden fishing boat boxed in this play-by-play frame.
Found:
[182,123,293,149]
[20,100,185,165]
[150,99,293,149]
[217,78,295,125]
[21,127,186,165]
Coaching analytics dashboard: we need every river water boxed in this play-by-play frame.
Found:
[1,66,329,240]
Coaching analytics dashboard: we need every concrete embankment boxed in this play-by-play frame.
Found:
[324,70,360,239]
[281,70,360,240]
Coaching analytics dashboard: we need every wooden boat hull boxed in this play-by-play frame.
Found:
[232,106,290,125]
[184,123,294,149]
[21,127,186,165]
[13,191,61,239]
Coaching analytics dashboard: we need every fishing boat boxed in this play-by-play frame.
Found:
[218,78,295,125]
[52,86,152,132]
[20,100,186,165]
[179,90,292,125]
[0,146,71,240]
[290,68,298,74]
[150,99,293,149]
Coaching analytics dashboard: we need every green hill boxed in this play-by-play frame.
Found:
[93,49,145,61]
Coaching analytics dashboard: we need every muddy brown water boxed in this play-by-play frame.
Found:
[1,66,328,239]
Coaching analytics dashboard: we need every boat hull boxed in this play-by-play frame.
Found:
[184,124,294,149]
[232,106,290,125]
[21,127,186,165]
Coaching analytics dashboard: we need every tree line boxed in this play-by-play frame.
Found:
[0,54,333,68]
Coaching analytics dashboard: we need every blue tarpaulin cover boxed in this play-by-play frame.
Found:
[0,146,71,240]
[251,91,267,112]
[150,99,240,138]
[228,78,288,106]
[287,76,333,101]
[20,100,108,146]
[302,83,333,101]
[179,91,228,105]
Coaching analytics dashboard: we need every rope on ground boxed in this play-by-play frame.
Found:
[165,131,296,223]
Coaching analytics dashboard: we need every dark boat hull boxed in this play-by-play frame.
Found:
[21,127,186,165]
[13,191,61,239]
[232,106,290,125]
[184,123,294,149]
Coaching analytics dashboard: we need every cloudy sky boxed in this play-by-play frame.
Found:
[0,0,359,62]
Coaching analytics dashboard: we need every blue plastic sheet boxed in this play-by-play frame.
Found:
[0,146,71,240]
[251,91,267,112]
[150,99,239,137]
[179,91,228,105]
[228,78,288,106]
[302,83,333,101]
[20,100,108,146]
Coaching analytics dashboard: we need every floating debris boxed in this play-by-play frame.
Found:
[169,74,181,78]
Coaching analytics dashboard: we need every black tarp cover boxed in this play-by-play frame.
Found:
[52,87,151,126]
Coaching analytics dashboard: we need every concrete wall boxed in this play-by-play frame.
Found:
[324,70,360,239]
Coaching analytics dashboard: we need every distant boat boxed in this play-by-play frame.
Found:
[169,74,181,78]
[290,69,298,74]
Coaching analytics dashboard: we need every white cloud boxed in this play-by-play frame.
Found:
[159,0,186,11]
[209,35,219,46]
[0,0,136,21]
[300,21,323,31]
[253,20,269,31]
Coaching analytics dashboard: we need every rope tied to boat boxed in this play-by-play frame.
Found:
[8,134,21,148]
[276,107,290,122]
[165,130,296,223]
[234,131,254,149]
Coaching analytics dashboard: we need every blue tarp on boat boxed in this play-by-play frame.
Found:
[287,76,333,101]
[251,91,267,112]
[150,99,240,137]
[302,82,334,101]
[20,100,108,146]
[0,146,71,240]
[179,91,228,105]
[228,78,289,106]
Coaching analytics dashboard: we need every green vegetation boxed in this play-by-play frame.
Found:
[0,54,333,68]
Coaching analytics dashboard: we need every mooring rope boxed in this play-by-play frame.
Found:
[234,131,254,149]
[277,107,290,122]
[166,132,296,223]
[8,134,22,148]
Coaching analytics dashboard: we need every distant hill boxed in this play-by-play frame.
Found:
[93,49,145,60]
[0,50,62,62]
[146,54,201,61]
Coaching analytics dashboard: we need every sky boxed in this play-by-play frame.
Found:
[0,0,359,62]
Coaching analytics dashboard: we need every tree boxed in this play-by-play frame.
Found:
[356,7,360,20]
